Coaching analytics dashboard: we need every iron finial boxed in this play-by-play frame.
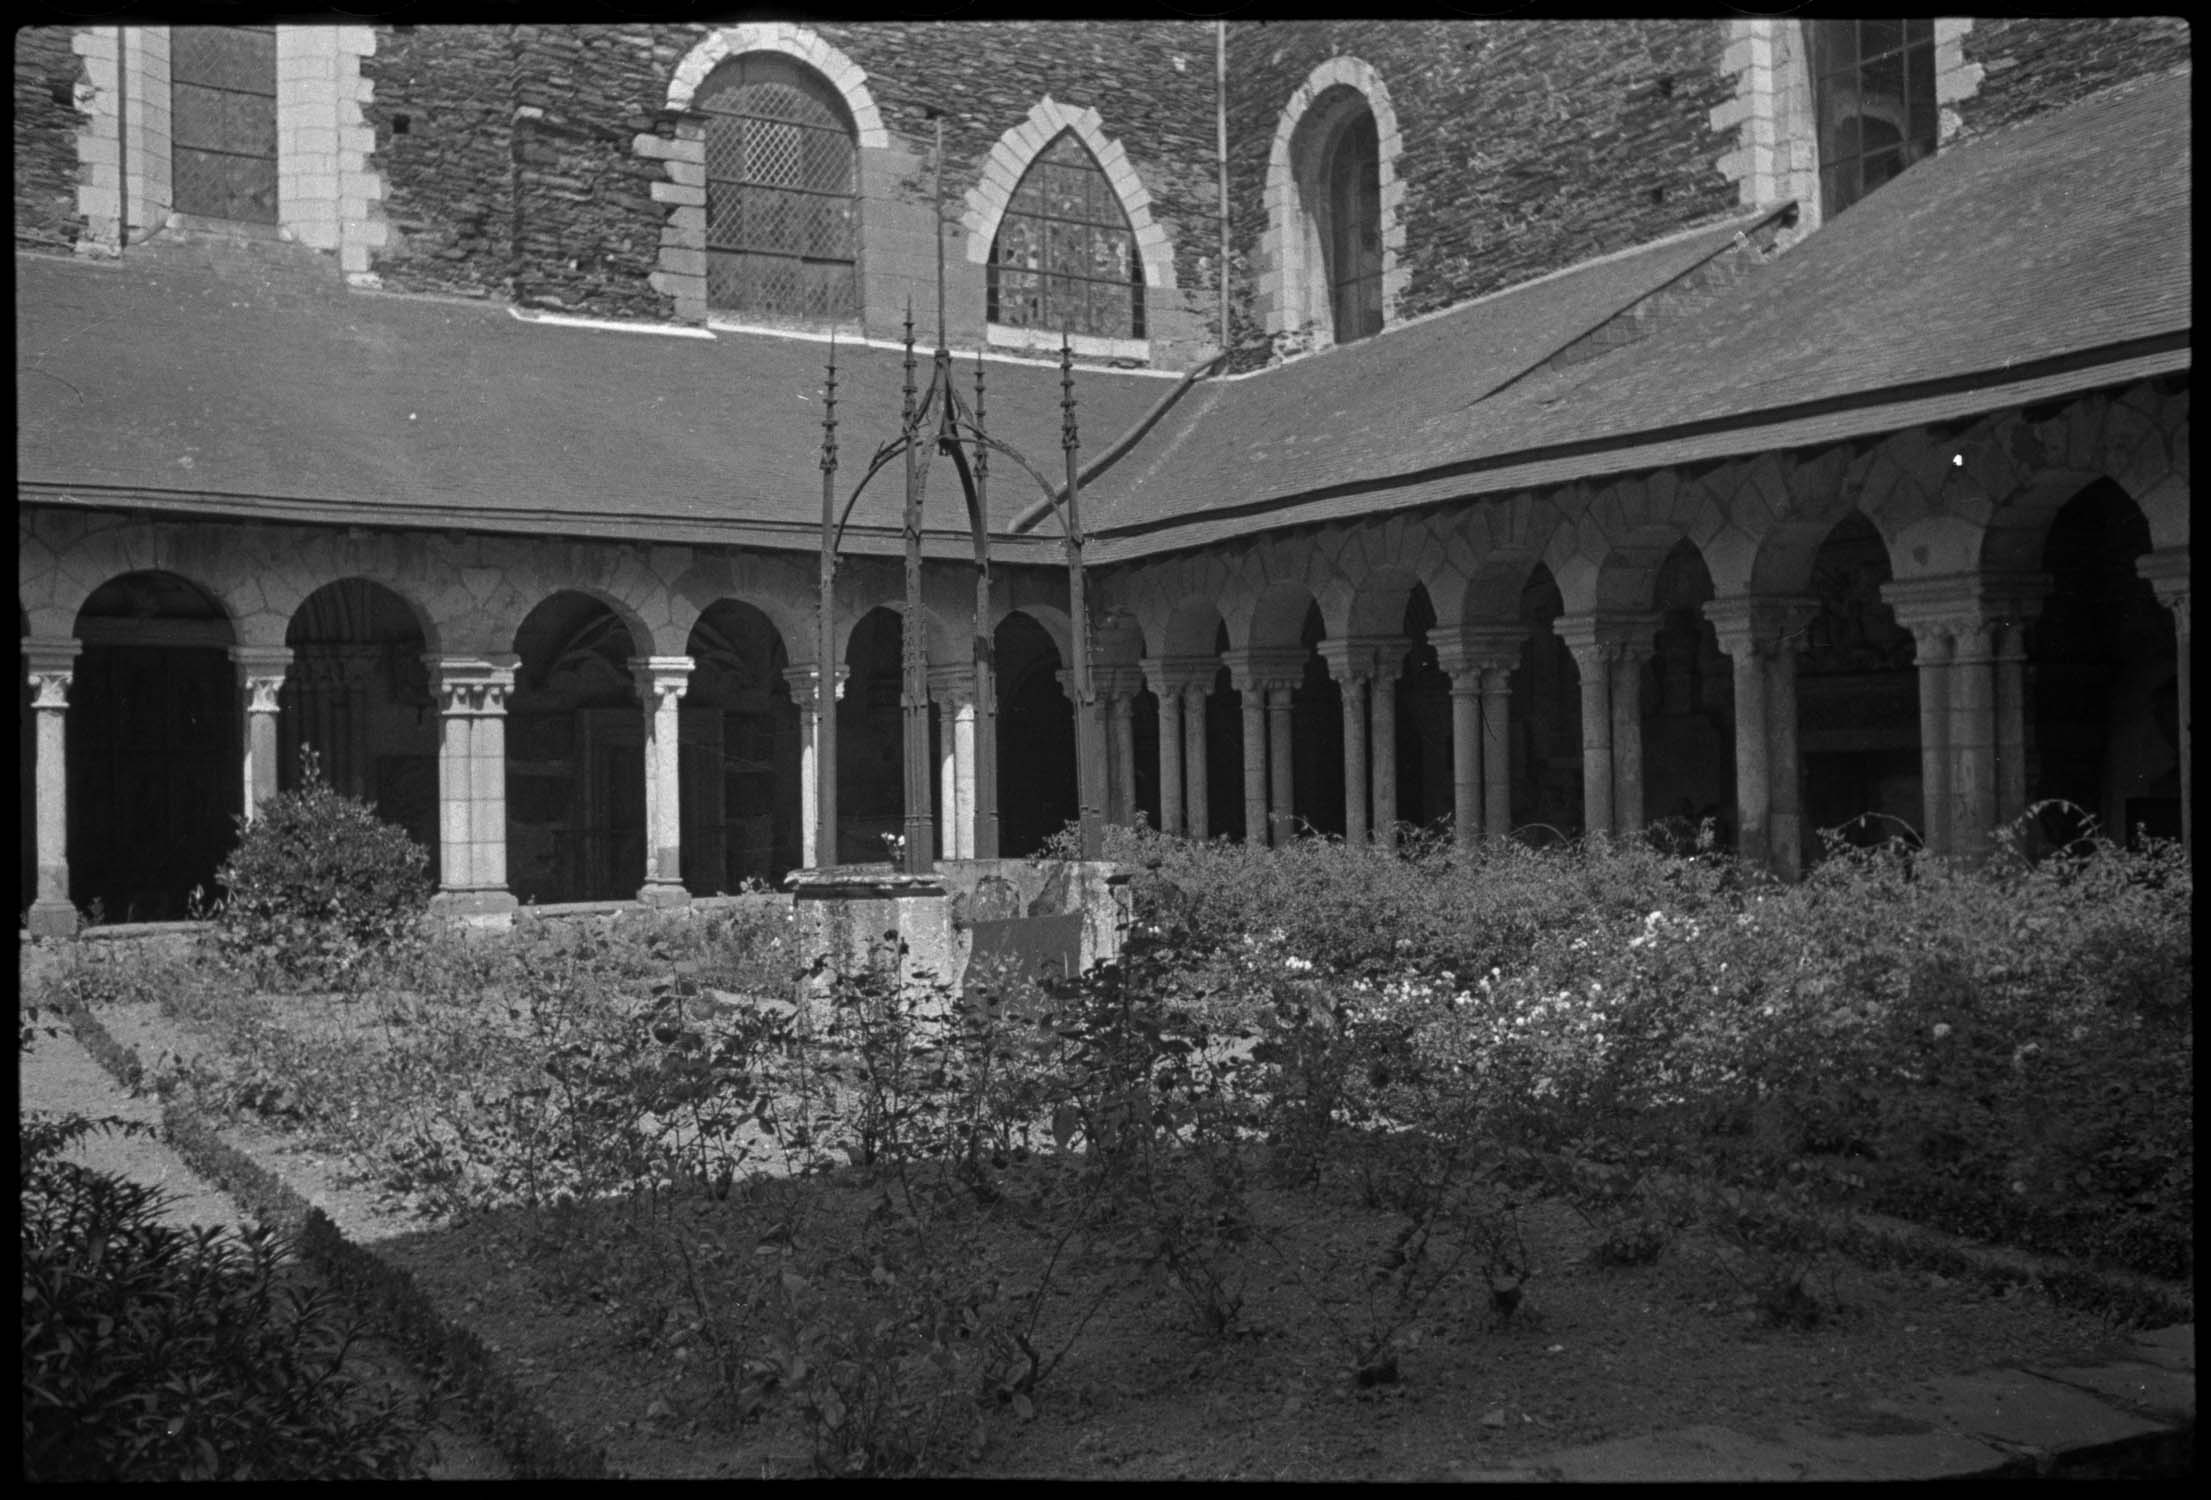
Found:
[820,332,839,474]
[1060,332,1079,452]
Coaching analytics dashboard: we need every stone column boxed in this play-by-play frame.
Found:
[1144,659,1185,836]
[1095,666,1142,827]
[631,657,695,905]
[231,645,293,823]
[1709,598,1818,875]
[783,665,846,869]
[930,665,977,861]
[1368,642,1405,849]
[426,655,519,925]
[1765,626,1810,879]
[1555,617,1616,839]
[1884,576,2046,861]
[1445,672,1481,846]
[2137,549,2190,850]
[1267,679,1297,845]
[25,638,81,938]
[1611,642,1653,838]
[1317,641,1376,845]
[1220,652,1271,847]
[1707,600,1775,867]
[1992,620,2030,831]
[1479,663,1514,845]
[1181,682,1211,839]
[1435,626,1527,850]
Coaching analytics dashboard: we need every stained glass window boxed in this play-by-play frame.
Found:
[987,131,1145,342]
[170,26,278,224]
[1812,20,1938,219]
[698,56,858,321]
[1324,110,1383,344]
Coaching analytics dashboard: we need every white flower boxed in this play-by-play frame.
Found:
[1932,1022,1952,1040]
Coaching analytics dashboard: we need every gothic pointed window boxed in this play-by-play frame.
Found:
[987,131,1145,342]
[1812,19,1937,220]
[697,55,859,321]
[170,26,278,223]
[1322,109,1383,344]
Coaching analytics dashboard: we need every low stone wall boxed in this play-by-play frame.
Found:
[787,858,1132,1004]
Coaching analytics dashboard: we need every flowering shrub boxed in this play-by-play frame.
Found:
[210,751,433,989]
[1121,823,2191,1280]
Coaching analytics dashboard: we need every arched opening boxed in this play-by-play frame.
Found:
[839,607,908,864]
[1799,511,1920,852]
[1204,622,1242,843]
[987,130,1145,342]
[2030,479,2177,846]
[281,579,436,875]
[71,571,239,921]
[1320,105,1382,344]
[995,612,1077,857]
[696,52,859,322]
[1396,586,1449,832]
[685,601,799,891]
[508,592,645,903]
[1642,540,1732,848]
[1292,604,1346,839]
[1513,567,1577,838]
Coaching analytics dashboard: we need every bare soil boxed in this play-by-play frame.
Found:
[65,984,2149,1481]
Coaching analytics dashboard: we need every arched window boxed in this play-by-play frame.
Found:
[1321,108,1382,345]
[170,26,278,223]
[697,54,858,321]
[987,131,1145,342]
[1812,19,1937,219]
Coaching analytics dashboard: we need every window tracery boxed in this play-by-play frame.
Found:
[987,131,1145,342]
[697,55,859,321]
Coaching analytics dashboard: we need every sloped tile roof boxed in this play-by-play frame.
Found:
[17,68,2187,571]
[1082,64,2191,554]
[15,252,1173,560]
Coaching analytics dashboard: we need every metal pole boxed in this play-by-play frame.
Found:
[1062,337,1105,860]
[972,354,1000,859]
[900,313,935,873]
[817,338,840,868]
[1216,19,1230,355]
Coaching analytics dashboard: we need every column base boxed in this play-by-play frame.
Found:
[26,899,80,940]
[429,888,519,930]
[636,882,692,909]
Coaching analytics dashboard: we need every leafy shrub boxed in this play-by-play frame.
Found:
[20,1084,428,1478]
[211,750,433,989]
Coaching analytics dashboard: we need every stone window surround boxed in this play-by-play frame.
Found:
[1711,17,1982,236]
[1259,55,1407,352]
[69,24,387,280]
[962,95,1176,363]
[650,23,889,328]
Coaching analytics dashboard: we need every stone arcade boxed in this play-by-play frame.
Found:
[16,20,2191,940]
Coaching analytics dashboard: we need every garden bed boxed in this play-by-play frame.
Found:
[30,820,2192,1477]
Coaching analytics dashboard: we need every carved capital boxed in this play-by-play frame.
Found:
[1702,595,1819,662]
[782,664,849,708]
[27,670,73,711]
[629,654,695,709]
[1218,648,1306,697]
[426,654,519,717]
[243,676,287,715]
[1141,653,1219,698]
[1553,613,1660,668]
[1430,624,1526,683]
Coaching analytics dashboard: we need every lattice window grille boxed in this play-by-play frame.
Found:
[987,132,1145,342]
[1812,19,1937,219]
[699,61,858,321]
[170,25,279,224]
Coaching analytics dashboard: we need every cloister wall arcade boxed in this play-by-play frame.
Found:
[19,373,2187,932]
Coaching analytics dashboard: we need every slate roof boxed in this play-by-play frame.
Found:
[15,252,1175,561]
[16,66,2188,571]
[1080,64,2191,558]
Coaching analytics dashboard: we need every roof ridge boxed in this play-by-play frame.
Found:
[1209,205,1778,385]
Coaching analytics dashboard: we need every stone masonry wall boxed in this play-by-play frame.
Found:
[358,25,517,301]
[1953,18,2191,137]
[14,26,84,252]
[361,21,1226,351]
[1224,19,1740,337]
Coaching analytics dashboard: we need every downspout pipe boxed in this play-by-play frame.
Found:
[1217,19,1231,358]
[1007,348,1227,534]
